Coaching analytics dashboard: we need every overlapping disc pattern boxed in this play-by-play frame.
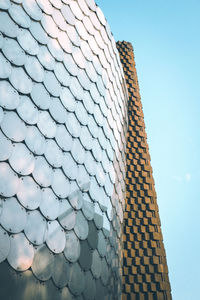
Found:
[0,0,128,299]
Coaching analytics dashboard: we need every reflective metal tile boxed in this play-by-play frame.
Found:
[69,1,84,20]
[58,199,76,230]
[44,139,63,168]
[102,212,110,237]
[37,45,55,71]
[71,138,85,164]
[62,152,78,180]
[61,4,76,26]
[74,211,88,240]
[77,0,90,16]
[82,90,94,114]
[17,95,38,125]
[82,16,95,36]
[22,0,42,21]
[54,62,71,87]
[91,249,102,279]
[0,11,19,38]
[75,101,88,126]
[72,46,86,69]
[83,270,96,300]
[2,37,26,66]
[52,169,70,198]
[25,55,44,83]
[32,244,54,281]
[68,190,83,210]
[0,130,12,161]
[43,70,61,97]
[85,60,97,83]
[25,125,46,155]
[37,111,57,138]
[0,226,10,263]
[69,76,84,100]
[68,262,85,296]
[65,112,81,138]
[31,82,50,110]
[7,232,34,271]
[9,2,30,28]
[0,80,19,110]
[98,127,108,150]
[24,210,47,245]
[32,156,53,187]
[0,0,10,9]
[0,197,27,233]
[29,20,49,45]
[52,253,70,288]
[47,38,64,62]
[93,202,103,229]
[9,66,32,94]
[77,68,91,91]
[17,28,39,55]
[9,143,35,175]
[81,195,94,222]
[46,220,66,253]
[1,111,27,142]
[40,188,60,220]
[55,124,73,152]
[97,230,107,258]
[59,286,74,300]
[66,24,80,47]
[91,138,102,162]
[79,240,92,271]
[52,8,67,31]
[75,21,89,42]
[63,53,78,77]
[93,104,103,126]
[86,116,99,140]
[84,150,96,176]
[92,55,102,76]
[77,165,90,188]
[64,230,80,263]
[0,107,3,124]
[96,6,106,26]
[49,0,62,9]
[0,162,19,197]
[95,162,106,187]
[88,35,99,56]
[60,87,76,112]
[36,0,53,15]
[0,52,11,79]
[58,30,73,54]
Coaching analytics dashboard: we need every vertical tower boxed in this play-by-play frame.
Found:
[116,41,172,300]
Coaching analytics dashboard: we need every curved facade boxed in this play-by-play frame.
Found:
[0,0,128,299]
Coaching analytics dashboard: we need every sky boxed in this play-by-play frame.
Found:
[96,1,200,299]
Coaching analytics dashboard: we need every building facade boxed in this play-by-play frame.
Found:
[0,0,171,299]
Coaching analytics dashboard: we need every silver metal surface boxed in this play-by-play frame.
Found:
[68,262,85,296]
[17,28,39,55]
[0,226,10,263]
[61,4,76,26]
[49,97,67,124]
[46,220,66,253]
[0,11,19,38]
[58,199,76,230]
[43,70,61,97]
[17,95,38,125]
[44,139,63,168]
[52,8,67,31]
[83,270,96,300]
[47,37,64,62]
[91,249,102,279]
[0,52,11,79]
[30,20,48,45]
[68,190,83,210]
[65,112,81,138]
[31,244,54,281]
[79,126,93,150]
[60,87,76,112]
[7,232,34,271]
[25,125,46,155]
[24,210,47,245]
[17,176,42,210]
[75,101,88,126]
[31,82,50,110]
[57,30,73,54]
[77,165,90,189]
[97,230,107,257]
[9,2,30,28]
[40,188,60,220]
[67,25,80,47]
[36,0,53,15]
[52,253,70,288]
[37,111,57,138]
[32,156,53,187]
[74,211,89,240]
[54,62,71,87]
[37,45,55,71]
[71,138,85,164]
[79,240,92,271]
[76,21,89,42]
[64,230,80,263]
[22,0,42,21]
[69,76,84,100]
[55,124,73,152]
[25,55,44,83]
[63,52,78,76]
[52,169,70,198]
[41,14,59,38]
[0,130,13,161]
[9,66,32,94]
[0,162,19,197]
[2,37,26,66]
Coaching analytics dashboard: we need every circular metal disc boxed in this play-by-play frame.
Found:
[75,21,89,42]
[25,125,46,155]
[77,68,91,90]
[36,0,53,15]
[0,225,10,263]
[91,249,102,279]
[60,87,76,112]
[77,165,90,189]
[71,138,85,164]
[63,52,78,76]
[69,76,83,101]
[32,156,53,187]
[30,82,51,110]
[52,8,67,31]
[68,190,83,210]
[64,230,80,263]
[93,202,103,229]
[84,151,96,176]
[44,139,63,168]
[62,152,78,180]
[25,55,44,83]
[0,11,19,38]
[37,45,55,71]
[17,95,38,125]
[82,197,94,221]
[31,244,54,281]
[61,5,76,26]
[54,61,71,87]
[9,3,31,28]
[52,169,70,199]
[87,114,99,139]
[22,0,42,21]
[74,211,88,240]
[9,66,32,94]
[37,111,57,138]
[83,16,95,36]
[41,14,59,38]
[0,130,13,161]
[79,125,93,151]
[29,20,48,45]
[97,230,107,257]
[0,52,11,79]
[72,46,86,69]
[52,253,70,288]
[55,124,73,152]
[58,199,76,231]
[43,70,61,97]
[2,37,26,66]
[92,138,102,162]
[9,143,35,175]
[0,162,19,197]
[7,232,34,271]
[47,38,64,62]
[57,30,72,54]
[101,258,109,286]
[75,101,88,126]
[65,112,81,138]
[68,262,85,296]
[1,111,26,142]
[0,197,27,233]
[0,0,10,9]
[46,220,66,254]
[79,240,92,271]
[87,221,98,250]
[40,188,60,220]
[83,271,96,300]
[24,210,47,245]
[17,176,42,210]
[49,97,67,124]
[17,28,39,55]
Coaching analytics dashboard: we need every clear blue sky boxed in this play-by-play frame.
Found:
[96,1,200,299]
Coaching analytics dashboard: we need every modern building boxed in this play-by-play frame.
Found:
[0,0,171,299]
